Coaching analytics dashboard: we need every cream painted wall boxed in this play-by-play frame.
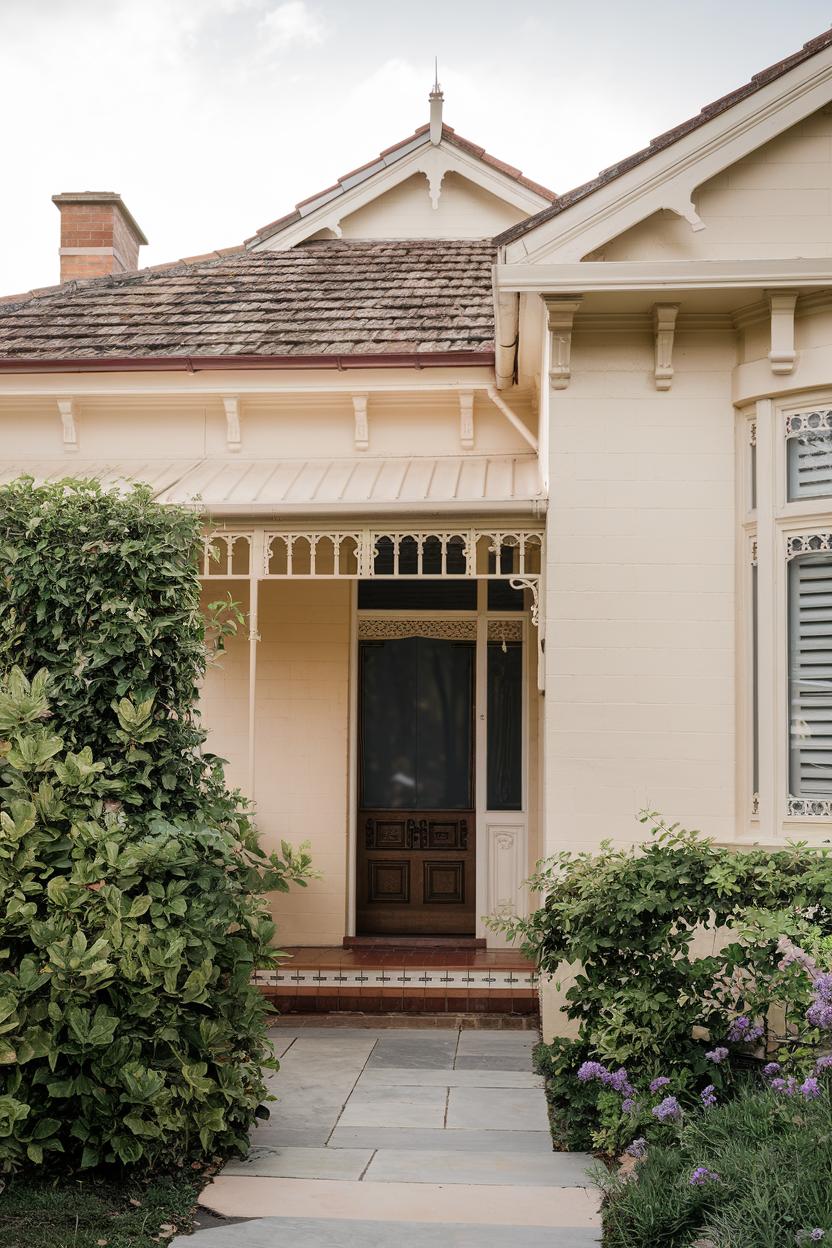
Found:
[542,329,738,854]
[200,580,351,946]
[602,105,832,261]
[336,172,526,239]
[4,392,534,463]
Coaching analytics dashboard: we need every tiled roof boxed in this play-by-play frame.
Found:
[249,123,557,245]
[497,26,832,247]
[0,239,496,362]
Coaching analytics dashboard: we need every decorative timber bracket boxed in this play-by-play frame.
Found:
[767,290,798,375]
[57,397,77,452]
[353,394,369,450]
[653,303,680,391]
[544,295,582,390]
[222,395,241,451]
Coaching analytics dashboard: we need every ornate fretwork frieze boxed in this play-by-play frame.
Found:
[787,797,832,819]
[357,618,477,641]
[786,532,832,561]
[785,409,832,439]
[487,620,523,643]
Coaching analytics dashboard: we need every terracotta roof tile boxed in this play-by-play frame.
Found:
[0,239,496,362]
[496,26,832,247]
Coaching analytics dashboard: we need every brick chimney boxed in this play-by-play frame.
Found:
[52,192,148,283]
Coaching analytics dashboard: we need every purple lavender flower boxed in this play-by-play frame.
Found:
[602,1067,635,1096]
[621,1097,637,1114]
[727,1015,764,1044]
[652,1095,682,1123]
[763,1062,782,1078]
[800,1076,821,1100]
[700,1084,717,1108]
[771,1075,798,1096]
[797,1233,826,1245]
[807,974,832,1031]
[810,1232,825,1243]
[706,1046,729,1064]
[625,1137,647,1159]
[577,1061,608,1083]
[689,1165,720,1186]
[649,1076,671,1094]
[814,1054,832,1075]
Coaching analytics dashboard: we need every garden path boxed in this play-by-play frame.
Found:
[173,1022,600,1246]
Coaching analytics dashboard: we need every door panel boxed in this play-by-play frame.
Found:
[357,638,475,935]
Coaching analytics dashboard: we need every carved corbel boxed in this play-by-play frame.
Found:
[653,303,680,391]
[57,398,77,451]
[459,390,474,449]
[767,290,798,375]
[222,395,241,451]
[353,394,369,450]
[543,295,582,390]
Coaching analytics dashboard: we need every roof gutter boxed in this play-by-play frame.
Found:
[0,350,495,375]
[188,497,547,519]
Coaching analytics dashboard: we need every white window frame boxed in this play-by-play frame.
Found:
[745,391,832,841]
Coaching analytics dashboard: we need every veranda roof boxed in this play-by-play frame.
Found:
[1,454,543,515]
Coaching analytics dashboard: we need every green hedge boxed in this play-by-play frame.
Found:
[0,481,312,1171]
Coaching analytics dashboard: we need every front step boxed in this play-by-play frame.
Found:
[253,946,539,1015]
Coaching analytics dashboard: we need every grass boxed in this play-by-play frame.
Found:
[599,1081,832,1248]
[0,1169,209,1248]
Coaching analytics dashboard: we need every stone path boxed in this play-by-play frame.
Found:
[173,1025,600,1246]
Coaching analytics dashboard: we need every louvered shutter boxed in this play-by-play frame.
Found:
[789,554,832,798]
[787,427,832,500]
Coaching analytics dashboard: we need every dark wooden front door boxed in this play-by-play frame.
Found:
[357,636,475,935]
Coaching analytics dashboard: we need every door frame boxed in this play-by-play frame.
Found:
[346,581,530,942]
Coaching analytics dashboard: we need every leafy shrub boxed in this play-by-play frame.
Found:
[495,814,832,1149]
[0,479,314,1171]
[600,1081,832,1248]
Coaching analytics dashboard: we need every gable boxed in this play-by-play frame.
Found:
[500,30,832,265]
[600,105,832,262]
[334,171,527,240]
[248,118,554,250]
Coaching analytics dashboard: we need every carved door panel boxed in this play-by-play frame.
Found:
[357,637,475,935]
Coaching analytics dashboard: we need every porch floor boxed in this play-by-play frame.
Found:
[255,947,538,1015]
[180,1023,600,1247]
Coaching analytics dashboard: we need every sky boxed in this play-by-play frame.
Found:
[1,0,831,293]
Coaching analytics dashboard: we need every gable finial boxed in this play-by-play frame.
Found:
[429,58,443,145]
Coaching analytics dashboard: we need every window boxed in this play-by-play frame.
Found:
[743,401,832,833]
[786,410,832,501]
[486,641,522,810]
[787,540,832,815]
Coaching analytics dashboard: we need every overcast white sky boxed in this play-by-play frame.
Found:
[1,1,830,292]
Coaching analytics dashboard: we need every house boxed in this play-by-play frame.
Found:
[3,32,832,1032]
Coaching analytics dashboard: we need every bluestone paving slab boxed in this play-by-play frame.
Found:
[358,1066,543,1088]
[245,1126,332,1148]
[446,1087,550,1131]
[366,1035,457,1069]
[364,1147,593,1187]
[326,1126,554,1152]
[337,1084,447,1128]
[455,1032,537,1053]
[454,1053,535,1071]
[172,1216,600,1247]
[223,1145,373,1180]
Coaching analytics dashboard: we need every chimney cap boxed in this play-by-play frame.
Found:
[52,192,148,245]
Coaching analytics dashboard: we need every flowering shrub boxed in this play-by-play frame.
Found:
[492,813,832,1149]
[600,1080,832,1248]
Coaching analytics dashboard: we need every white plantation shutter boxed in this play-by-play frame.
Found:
[787,413,832,501]
[789,553,832,801]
